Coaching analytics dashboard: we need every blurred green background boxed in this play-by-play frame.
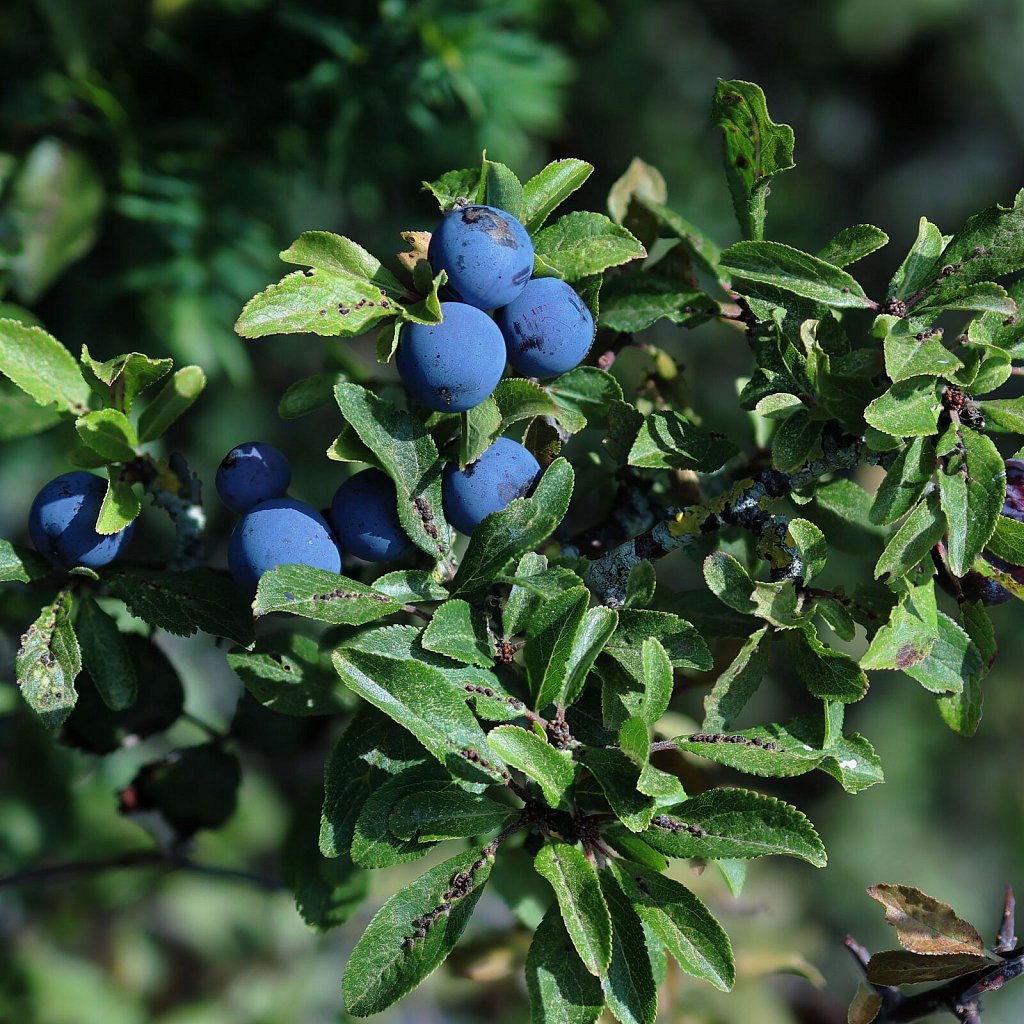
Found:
[3,0,1024,1020]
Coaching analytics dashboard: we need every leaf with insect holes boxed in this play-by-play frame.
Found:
[712,80,794,242]
[16,590,80,729]
[867,884,988,956]
[236,231,402,339]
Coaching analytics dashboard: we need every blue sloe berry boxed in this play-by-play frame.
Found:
[397,302,506,412]
[28,471,135,569]
[442,437,541,535]
[228,497,341,592]
[330,468,412,562]
[496,277,594,378]
[427,205,533,310]
[216,441,291,513]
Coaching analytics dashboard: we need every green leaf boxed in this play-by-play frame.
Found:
[639,637,673,725]
[451,499,558,598]
[535,841,612,976]
[610,862,734,992]
[880,317,962,383]
[577,746,656,833]
[629,410,739,472]
[917,188,1024,309]
[909,613,982,708]
[526,907,605,1024]
[0,539,51,583]
[105,567,255,645]
[253,565,401,625]
[788,518,827,583]
[332,646,505,783]
[320,705,427,857]
[643,788,826,866]
[719,241,872,309]
[711,79,795,242]
[483,158,524,220]
[937,424,1005,577]
[335,383,452,558]
[95,470,140,536]
[373,570,448,604]
[598,274,711,333]
[0,319,90,414]
[16,591,81,729]
[236,230,401,338]
[350,761,446,867]
[860,581,948,683]
[985,514,1024,565]
[816,224,889,268]
[522,158,594,233]
[703,552,756,615]
[227,633,344,716]
[136,365,206,444]
[278,371,348,419]
[342,848,493,1016]
[286,832,367,934]
[0,383,63,440]
[7,139,104,302]
[75,595,137,711]
[494,378,562,430]
[487,725,575,808]
[874,492,946,581]
[771,411,823,473]
[605,610,712,676]
[636,196,723,282]
[75,409,138,462]
[546,366,624,429]
[525,586,589,707]
[978,397,1024,434]
[784,626,868,703]
[533,212,646,282]
[422,599,494,667]
[390,789,515,843]
[888,218,947,300]
[422,167,485,211]
[598,871,658,1024]
[459,398,502,468]
[869,437,936,525]
[936,605,989,736]
[674,716,883,794]
[702,626,770,731]
[79,346,172,414]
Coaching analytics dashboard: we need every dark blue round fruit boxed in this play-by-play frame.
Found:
[216,441,291,513]
[496,277,594,378]
[442,437,541,535]
[228,497,341,592]
[396,302,506,412]
[330,468,412,562]
[28,471,135,569]
[428,205,534,310]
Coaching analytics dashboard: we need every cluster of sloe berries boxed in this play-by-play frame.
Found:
[24,204,596,588]
[225,204,597,589]
[217,442,413,591]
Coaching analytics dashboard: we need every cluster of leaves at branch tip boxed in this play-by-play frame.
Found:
[5,75,1024,1023]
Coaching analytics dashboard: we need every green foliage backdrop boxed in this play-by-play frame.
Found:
[5,3,1024,1023]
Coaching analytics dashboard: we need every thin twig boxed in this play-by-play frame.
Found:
[996,887,1016,954]
[0,849,286,892]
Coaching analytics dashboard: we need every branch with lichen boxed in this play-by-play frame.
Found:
[582,431,884,606]
[122,452,206,570]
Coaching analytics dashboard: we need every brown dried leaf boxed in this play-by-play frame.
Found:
[867,884,987,955]
[848,982,882,1024]
[865,949,992,986]
[396,231,431,275]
